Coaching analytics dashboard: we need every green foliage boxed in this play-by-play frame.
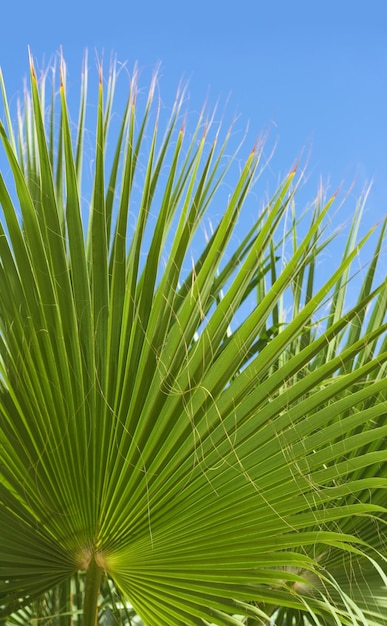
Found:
[0,53,386,625]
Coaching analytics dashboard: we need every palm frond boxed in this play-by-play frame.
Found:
[0,53,386,625]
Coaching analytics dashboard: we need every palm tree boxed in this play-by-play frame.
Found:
[0,52,386,626]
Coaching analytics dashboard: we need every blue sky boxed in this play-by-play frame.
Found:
[0,0,386,236]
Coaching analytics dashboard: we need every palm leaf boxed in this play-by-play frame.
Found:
[0,53,386,625]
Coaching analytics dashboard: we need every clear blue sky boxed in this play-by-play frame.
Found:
[0,0,386,233]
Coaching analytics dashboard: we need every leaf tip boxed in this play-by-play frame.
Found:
[290,159,300,175]
[332,184,341,199]
[59,47,66,91]
[28,46,36,81]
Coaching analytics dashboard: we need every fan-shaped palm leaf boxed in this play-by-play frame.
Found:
[0,53,386,625]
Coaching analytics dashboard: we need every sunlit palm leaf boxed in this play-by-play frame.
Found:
[0,53,386,625]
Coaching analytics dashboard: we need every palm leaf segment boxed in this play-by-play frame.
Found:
[0,54,386,625]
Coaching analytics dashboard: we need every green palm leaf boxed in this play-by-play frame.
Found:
[0,53,386,626]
